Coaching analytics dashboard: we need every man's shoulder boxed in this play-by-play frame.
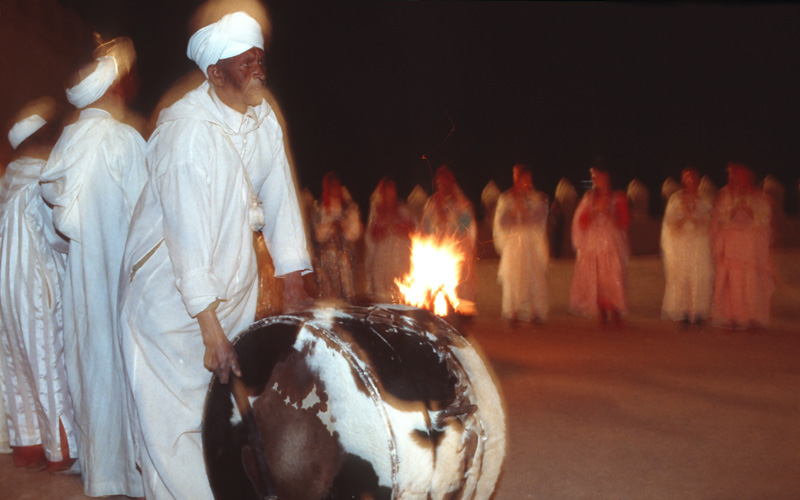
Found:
[154,83,219,128]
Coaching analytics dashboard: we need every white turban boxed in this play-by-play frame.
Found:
[8,114,47,150]
[65,55,119,109]
[187,11,264,77]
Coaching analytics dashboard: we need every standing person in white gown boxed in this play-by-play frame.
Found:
[314,172,363,302]
[711,163,774,329]
[420,165,478,315]
[39,38,147,497]
[0,101,77,472]
[118,10,312,499]
[365,177,416,302]
[493,165,549,323]
[660,168,714,324]
[569,167,631,325]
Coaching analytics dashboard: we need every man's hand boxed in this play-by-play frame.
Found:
[197,305,241,384]
[282,270,312,313]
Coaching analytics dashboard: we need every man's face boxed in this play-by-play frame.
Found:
[591,169,610,191]
[515,171,532,191]
[682,169,699,192]
[213,47,266,110]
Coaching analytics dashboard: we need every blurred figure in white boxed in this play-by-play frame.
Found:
[661,176,681,213]
[365,177,416,302]
[407,184,428,223]
[552,177,578,258]
[627,178,650,220]
[493,165,549,323]
[711,163,774,329]
[569,168,630,325]
[698,175,718,203]
[0,99,77,473]
[39,38,146,497]
[314,171,363,302]
[760,174,786,246]
[481,179,501,228]
[660,168,714,324]
[420,165,478,315]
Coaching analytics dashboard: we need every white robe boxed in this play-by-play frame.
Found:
[119,82,311,500]
[493,189,550,322]
[660,190,714,321]
[40,108,147,497]
[0,157,75,461]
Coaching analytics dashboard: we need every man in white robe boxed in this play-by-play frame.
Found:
[493,165,549,323]
[0,102,77,471]
[118,11,311,499]
[39,39,147,496]
[660,168,714,323]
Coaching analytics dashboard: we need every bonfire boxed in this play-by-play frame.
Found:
[395,234,466,316]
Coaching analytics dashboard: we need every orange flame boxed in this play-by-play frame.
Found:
[396,234,465,316]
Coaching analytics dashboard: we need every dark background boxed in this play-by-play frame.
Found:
[56,1,800,214]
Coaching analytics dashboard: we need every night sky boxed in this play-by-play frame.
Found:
[57,1,800,213]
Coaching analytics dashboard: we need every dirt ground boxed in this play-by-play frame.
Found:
[1,247,798,499]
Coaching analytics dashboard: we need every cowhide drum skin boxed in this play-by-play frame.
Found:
[203,304,506,500]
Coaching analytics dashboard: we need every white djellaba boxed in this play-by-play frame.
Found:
[39,37,147,497]
[0,156,76,463]
[0,104,77,465]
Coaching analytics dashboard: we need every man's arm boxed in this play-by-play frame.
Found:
[282,270,312,313]
[197,302,241,384]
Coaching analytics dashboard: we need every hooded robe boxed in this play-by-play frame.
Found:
[119,82,311,500]
[40,108,147,497]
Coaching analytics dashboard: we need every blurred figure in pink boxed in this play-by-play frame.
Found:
[711,163,774,329]
[420,165,478,315]
[569,168,630,325]
[660,168,714,324]
[493,165,549,323]
[365,177,416,302]
[314,172,363,302]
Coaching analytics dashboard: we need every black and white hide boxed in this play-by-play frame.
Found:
[203,305,506,500]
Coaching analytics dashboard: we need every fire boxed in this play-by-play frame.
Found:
[396,234,465,316]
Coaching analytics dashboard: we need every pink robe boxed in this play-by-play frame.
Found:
[569,189,630,317]
[711,187,773,328]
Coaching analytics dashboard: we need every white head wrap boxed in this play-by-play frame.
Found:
[65,55,119,109]
[187,11,264,77]
[8,114,47,150]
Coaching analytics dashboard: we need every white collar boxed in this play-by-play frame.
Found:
[209,86,262,135]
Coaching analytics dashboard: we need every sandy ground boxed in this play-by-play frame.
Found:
[1,249,798,499]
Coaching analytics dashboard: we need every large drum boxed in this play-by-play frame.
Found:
[203,304,506,500]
